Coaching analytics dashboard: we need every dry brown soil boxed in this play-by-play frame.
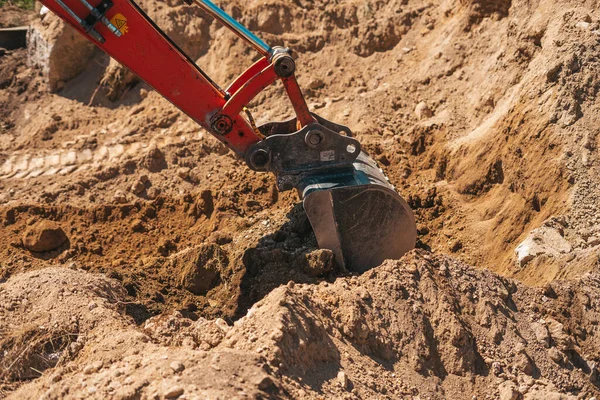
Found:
[2,0,600,398]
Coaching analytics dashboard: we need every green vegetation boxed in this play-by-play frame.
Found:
[0,0,35,10]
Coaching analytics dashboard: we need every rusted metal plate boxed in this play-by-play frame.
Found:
[0,26,28,50]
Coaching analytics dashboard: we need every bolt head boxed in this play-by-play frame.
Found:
[211,115,233,135]
[274,55,296,78]
[305,130,323,148]
[250,149,270,169]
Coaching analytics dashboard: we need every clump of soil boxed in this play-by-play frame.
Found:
[21,220,68,252]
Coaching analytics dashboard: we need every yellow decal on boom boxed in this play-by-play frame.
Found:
[110,13,129,34]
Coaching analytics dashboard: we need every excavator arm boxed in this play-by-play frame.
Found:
[38,0,418,272]
[42,0,269,155]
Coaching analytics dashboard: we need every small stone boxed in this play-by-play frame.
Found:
[406,263,419,275]
[22,221,68,252]
[256,376,275,391]
[303,249,335,277]
[169,361,185,373]
[69,341,83,354]
[146,187,161,200]
[548,347,564,364]
[587,236,600,246]
[130,179,146,195]
[590,362,600,384]
[164,386,184,399]
[4,208,15,225]
[308,78,325,90]
[177,167,191,180]
[515,353,534,376]
[177,244,228,295]
[83,361,103,375]
[131,219,144,233]
[337,370,349,390]
[576,21,591,30]
[415,101,433,120]
[531,322,550,348]
[491,361,503,376]
[546,318,573,350]
[142,146,167,172]
[208,231,232,245]
[515,226,571,267]
[498,381,519,400]
[139,88,149,100]
[113,190,128,204]
[449,239,463,252]
[215,318,229,332]
[542,283,557,298]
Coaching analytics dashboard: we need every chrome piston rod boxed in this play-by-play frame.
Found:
[192,0,273,57]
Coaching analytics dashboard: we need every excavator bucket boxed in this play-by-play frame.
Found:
[300,152,417,273]
[252,117,417,272]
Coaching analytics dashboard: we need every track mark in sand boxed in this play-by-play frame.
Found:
[0,135,201,180]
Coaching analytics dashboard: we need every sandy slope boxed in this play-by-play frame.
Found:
[2,0,600,398]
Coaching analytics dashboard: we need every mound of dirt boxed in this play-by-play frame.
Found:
[2,0,600,397]
[3,252,600,399]
[0,267,128,393]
